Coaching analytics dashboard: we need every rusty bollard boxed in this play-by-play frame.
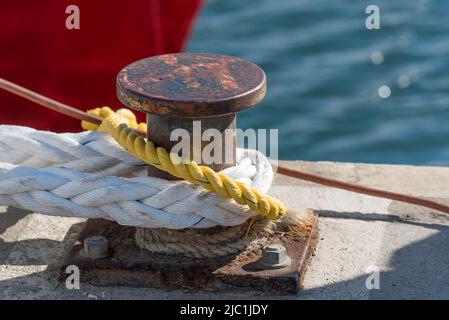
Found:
[116,53,266,255]
[60,53,317,291]
[117,52,266,179]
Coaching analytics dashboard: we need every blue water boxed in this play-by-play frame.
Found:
[188,0,449,165]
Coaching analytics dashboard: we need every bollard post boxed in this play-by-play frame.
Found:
[116,52,266,179]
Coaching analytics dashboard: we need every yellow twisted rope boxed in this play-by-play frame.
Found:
[81,107,286,220]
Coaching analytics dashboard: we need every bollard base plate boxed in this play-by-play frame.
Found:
[60,211,318,295]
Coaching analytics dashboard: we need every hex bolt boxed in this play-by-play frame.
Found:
[81,235,109,259]
[116,52,266,180]
[259,244,291,269]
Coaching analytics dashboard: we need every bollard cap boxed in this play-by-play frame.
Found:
[116,53,266,118]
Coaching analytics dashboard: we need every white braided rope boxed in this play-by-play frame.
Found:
[0,125,147,177]
[0,125,274,229]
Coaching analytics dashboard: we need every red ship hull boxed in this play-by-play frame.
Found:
[0,0,203,131]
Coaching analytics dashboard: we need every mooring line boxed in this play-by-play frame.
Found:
[2,76,449,216]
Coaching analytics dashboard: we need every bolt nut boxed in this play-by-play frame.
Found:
[259,244,291,269]
[81,235,108,259]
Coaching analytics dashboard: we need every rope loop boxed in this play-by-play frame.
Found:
[84,107,286,220]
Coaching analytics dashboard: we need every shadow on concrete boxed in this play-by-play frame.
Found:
[2,205,449,299]
[0,206,30,264]
[299,208,449,299]
[0,206,84,266]
[0,206,86,298]
[0,206,29,233]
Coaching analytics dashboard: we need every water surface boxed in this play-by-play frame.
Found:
[189,0,449,165]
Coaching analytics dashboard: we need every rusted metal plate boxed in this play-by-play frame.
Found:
[116,53,266,118]
[60,214,318,295]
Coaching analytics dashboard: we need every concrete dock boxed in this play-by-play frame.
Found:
[1,160,449,299]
